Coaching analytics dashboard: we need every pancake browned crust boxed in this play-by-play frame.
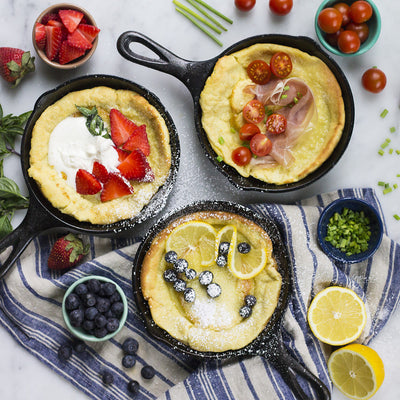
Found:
[141,211,282,352]
[28,86,171,225]
[199,43,345,185]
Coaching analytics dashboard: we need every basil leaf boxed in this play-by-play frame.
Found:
[0,214,12,239]
[0,177,26,200]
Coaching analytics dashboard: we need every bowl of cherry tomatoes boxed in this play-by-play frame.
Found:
[315,0,381,56]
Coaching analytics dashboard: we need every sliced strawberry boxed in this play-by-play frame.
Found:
[117,149,155,182]
[122,124,150,156]
[67,29,93,50]
[58,40,85,65]
[35,23,46,50]
[100,173,134,202]
[110,109,138,147]
[41,12,61,25]
[45,25,62,61]
[75,169,102,195]
[114,146,130,162]
[46,20,69,41]
[58,9,84,33]
[77,24,100,43]
[92,161,109,184]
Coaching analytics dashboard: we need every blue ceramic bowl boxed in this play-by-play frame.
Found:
[317,197,383,263]
[315,0,381,56]
[62,275,128,342]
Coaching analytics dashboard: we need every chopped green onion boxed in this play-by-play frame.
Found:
[380,109,389,118]
[218,136,225,144]
[394,214,400,221]
[378,149,384,156]
[381,140,390,149]
[230,127,237,133]
[378,181,386,186]
[281,94,288,99]
[293,97,298,104]
[192,0,233,24]
[383,187,392,194]
[390,127,396,133]
[396,150,400,155]
[283,85,290,91]
[186,0,227,31]
[397,174,400,177]
[394,183,398,189]
[389,148,394,154]
[216,155,223,162]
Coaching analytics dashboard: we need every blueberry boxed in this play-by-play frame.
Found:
[110,301,124,318]
[85,306,99,321]
[185,268,197,280]
[94,327,108,338]
[239,305,252,318]
[237,242,251,254]
[87,279,101,294]
[198,271,213,286]
[96,297,111,313]
[173,278,186,292]
[163,268,178,283]
[207,283,221,298]
[164,250,178,264]
[98,283,107,297]
[82,292,97,307]
[183,287,196,303]
[101,370,114,385]
[141,365,155,379]
[122,337,139,355]
[65,293,81,311]
[58,343,72,361]
[82,319,95,332]
[69,308,84,327]
[109,291,121,304]
[106,318,120,333]
[74,283,88,297]
[95,314,107,328]
[216,255,227,267]
[122,354,136,368]
[174,258,188,273]
[244,295,257,307]
[218,241,230,256]
[73,340,86,353]
[127,380,140,394]
[103,282,116,297]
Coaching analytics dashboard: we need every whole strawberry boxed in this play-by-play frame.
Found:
[48,233,89,270]
[0,47,35,87]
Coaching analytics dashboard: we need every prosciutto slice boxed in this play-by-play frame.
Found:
[245,78,316,167]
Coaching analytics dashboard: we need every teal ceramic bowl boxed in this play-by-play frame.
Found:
[315,0,381,56]
[62,275,128,342]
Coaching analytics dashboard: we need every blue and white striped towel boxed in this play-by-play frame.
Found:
[0,188,399,400]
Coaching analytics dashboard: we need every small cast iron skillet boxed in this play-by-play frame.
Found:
[0,74,180,279]
[117,32,354,193]
[133,200,330,400]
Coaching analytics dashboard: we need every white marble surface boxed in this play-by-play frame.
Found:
[0,0,399,399]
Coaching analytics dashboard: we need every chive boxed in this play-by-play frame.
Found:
[186,0,228,31]
[380,109,389,118]
[218,136,225,144]
[390,127,396,133]
[383,187,392,194]
[230,127,237,133]
[283,85,290,91]
[193,0,233,24]
[293,97,298,104]
[281,94,288,99]
[389,148,394,154]
[378,181,386,186]
[394,214,400,221]
[378,149,384,156]
[397,174,400,177]
[216,155,223,162]
[175,7,223,46]
[394,183,398,189]
[381,140,389,149]
[396,150,400,155]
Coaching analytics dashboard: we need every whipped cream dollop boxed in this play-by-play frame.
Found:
[48,116,119,189]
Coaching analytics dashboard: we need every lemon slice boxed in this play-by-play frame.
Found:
[328,343,385,400]
[165,221,217,267]
[215,224,237,260]
[307,286,367,346]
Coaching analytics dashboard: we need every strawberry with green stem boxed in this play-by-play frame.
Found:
[0,48,35,87]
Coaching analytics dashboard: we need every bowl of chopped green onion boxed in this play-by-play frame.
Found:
[317,197,383,263]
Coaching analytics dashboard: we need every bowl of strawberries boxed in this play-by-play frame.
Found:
[32,3,100,68]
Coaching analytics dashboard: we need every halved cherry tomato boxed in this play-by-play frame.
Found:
[270,52,292,78]
[269,0,293,16]
[349,1,373,24]
[317,8,343,34]
[247,60,271,85]
[361,68,386,93]
[232,146,252,166]
[337,30,360,54]
[242,99,265,124]
[266,113,287,135]
[239,123,261,141]
[345,21,369,43]
[250,134,272,157]
[333,2,351,26]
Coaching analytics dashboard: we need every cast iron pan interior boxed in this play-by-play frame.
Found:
[117,32,354,193]
[0,74,180,278]
[133,200,330,400]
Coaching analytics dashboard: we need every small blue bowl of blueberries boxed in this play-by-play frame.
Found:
[62,275,128,342]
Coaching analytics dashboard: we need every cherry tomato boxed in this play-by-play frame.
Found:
[239,123,261,141]
[333,2,351,26]
[266,113,287,135]
[345,21,369,43]
[232,146,252,166]
[317,8,343,34]
[247,60,271,85]
[270,52,292,78]
[242,100,265,124]
[269,0,293,16]
[325,28,343,47]
[337,30,360,54]
[250,134,272,157]
[361,68,387,93]
[235,0,256,12]
[349,1,373,24]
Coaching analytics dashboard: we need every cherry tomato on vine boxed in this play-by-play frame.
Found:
[232,146,252,166]
[345,21,369,43]
[349,1,373,24]
[250,134,272,157]
[361,68,386,93]
[317,8,343,34]
[269,0,293,16]
[239,123,261,141]
[247,60,271,85]
[337,30,360,54]
[333,2,351,26]
[270,52,292,78]
[242,100,265,124]
[235,0,256,12]
[266,113,287,135]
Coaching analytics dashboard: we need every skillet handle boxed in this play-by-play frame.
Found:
[117,31,211,99]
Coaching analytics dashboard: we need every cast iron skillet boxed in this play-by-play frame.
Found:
[117,32,354,193]
[0,74,180,279]
[133,200,331,400]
